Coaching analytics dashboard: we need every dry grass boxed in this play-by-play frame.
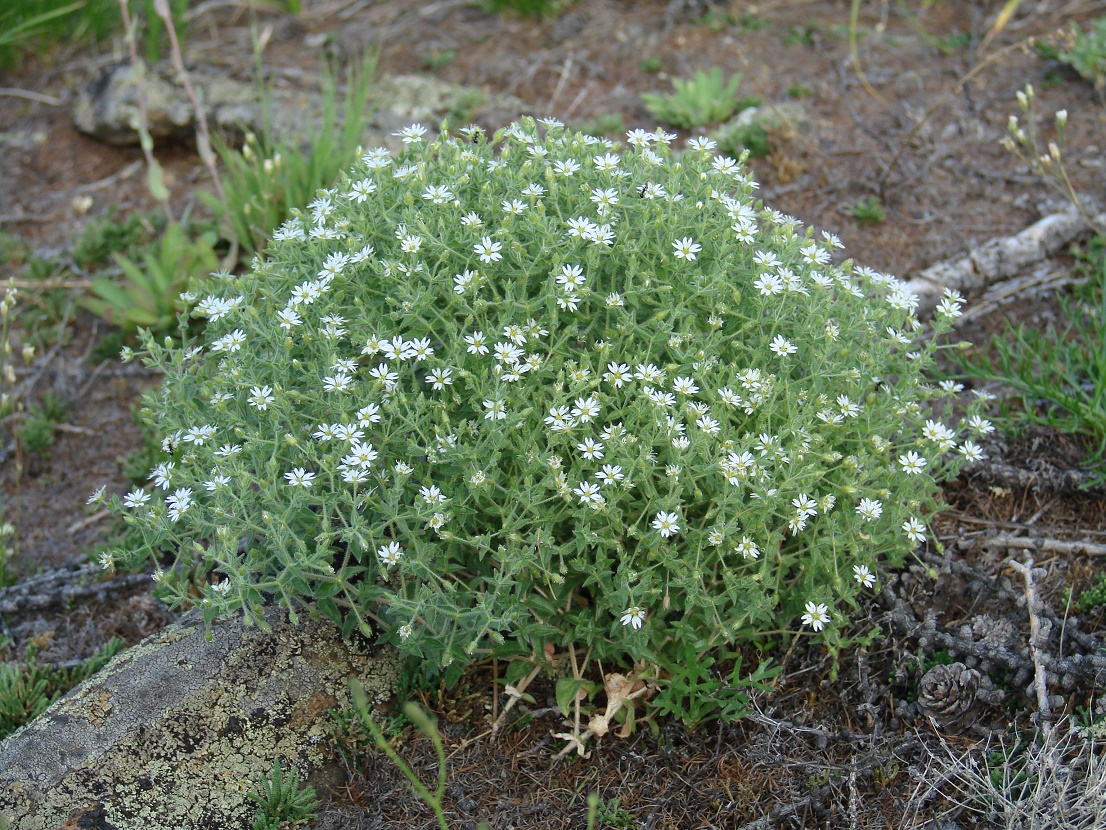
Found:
[915,726,1106,830]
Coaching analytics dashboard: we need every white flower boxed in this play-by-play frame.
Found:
[652,511,680,538]
[474,236,503,263]
[205,474,231,491]
[903,517,927,543]
[377,541,403,566]
[585,223,615,246]
[959,440,986,463]
[394,461,413,476]
[553,159,581,176]
[769,335,797,357]
[603,362,631,387]
[556,294,580,311]
[557,263,587,290]
[620,606,646,629]
[792,494,818,518]
[735,537,760,560]
[577,437,604,460]
[801,601,830,632]
[123,489,150,509]
[672,237,701,261]
[484,399,507,420]
[342,468,369,484]
[856,498,883,521]
[151,461,175,490]
[323,373,353,392]
[276,307,301,330]
[899,451,927,475]
[394,123,427,144]
[967,415,995,435]
[672,376,699,395]
[922,419,958,451]
[687,136,717,151]
[572,396,600,422]
[211,329,246,353]
[425,367,453,389]
[422,184,453,203]
[348,179,377,202]
[574,480,603,507]
[853,565,876,588]
[596,464,624,485]
[166,487,193,522]
[593,152,621,171]
[342,441,378,469]
[248,385,274,409]
[285,468,316,487]
[465,331,489,354]
[420,484,447,505]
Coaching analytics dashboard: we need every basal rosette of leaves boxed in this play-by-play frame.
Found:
[104,118,986,712]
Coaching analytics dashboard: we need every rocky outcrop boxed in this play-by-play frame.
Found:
[0,604,398,830]
[73,64,531,150]
[72,62,270,146]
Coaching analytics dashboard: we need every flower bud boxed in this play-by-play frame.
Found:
[1055,109,1068,128]
[21,344,34,362]
[1049,141,1061,162]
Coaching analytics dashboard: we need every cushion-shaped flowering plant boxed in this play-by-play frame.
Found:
[102,117,987,727]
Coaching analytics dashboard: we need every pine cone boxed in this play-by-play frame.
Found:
[918,662,982,732]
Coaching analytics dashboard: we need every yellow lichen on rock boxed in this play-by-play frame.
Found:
[0,605,398,830]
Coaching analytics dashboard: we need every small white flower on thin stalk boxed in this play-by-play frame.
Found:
[672,237,701,261]
[856,498,883,522]
[474,237,503,263]
[801,601,831,632]
[377,541,403,567]
[769,335,797,357]
[735,537,760,560]
[621,606,646,629]
[123,490,150,509]
[285,468,316,487]
[652,511,681,538]
[899,451,927,475]
[903,517,927,544]
[853,565,876,588]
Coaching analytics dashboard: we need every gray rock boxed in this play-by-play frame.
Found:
[711,101,812,143]
[362,75,531,153]
[0,604,398,830]
[73,63,531,152]
[72,61,265,146]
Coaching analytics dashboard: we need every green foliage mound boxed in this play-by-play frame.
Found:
[103,118,987,718]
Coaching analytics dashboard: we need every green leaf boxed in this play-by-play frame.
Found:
[315,598,341,624]
[145,157,171,203]
[555,676,586,717]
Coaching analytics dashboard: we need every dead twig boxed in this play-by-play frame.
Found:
[67,508,112,535]
[984,534,1106,558]
[1004,557,1055,733]
[0,88,62,105]
[490,662,542,737]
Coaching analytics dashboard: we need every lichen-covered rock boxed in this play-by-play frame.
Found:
[0,605,398,830]
[72,62,530,152]
[72,62,268,146]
